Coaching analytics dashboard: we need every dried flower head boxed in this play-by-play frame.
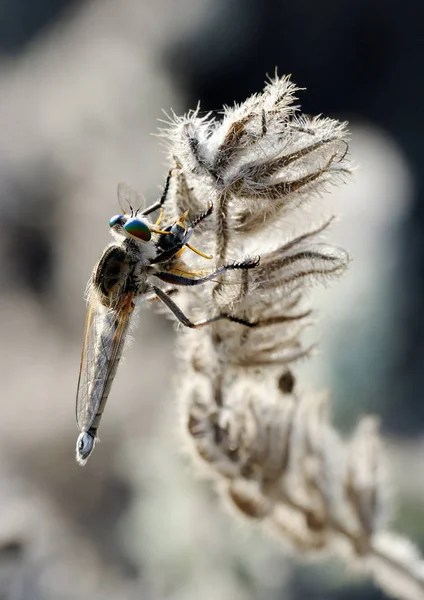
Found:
[152,74,424,600]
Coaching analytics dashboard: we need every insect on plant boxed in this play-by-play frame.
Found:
[75,177,259,465]
[73,75,424,600]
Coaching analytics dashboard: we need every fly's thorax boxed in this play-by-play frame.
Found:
[157,222,188,252]
[123,236,157,265]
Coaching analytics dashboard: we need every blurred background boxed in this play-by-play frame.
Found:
[0,0,422,598]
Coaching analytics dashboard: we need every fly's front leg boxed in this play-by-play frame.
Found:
[152,286,257,329]
[189,202,213,230]
[152,256,260,286]
[181,202,214,259]
[141,169,173,217]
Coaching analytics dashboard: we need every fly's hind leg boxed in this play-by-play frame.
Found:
[152,256,259,286]
[152,286,257,329]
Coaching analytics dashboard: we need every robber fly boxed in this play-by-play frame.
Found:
[75,173,259,465]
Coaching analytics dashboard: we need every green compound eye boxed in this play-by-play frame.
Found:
[123,217,152,242]
[109,214,124,227]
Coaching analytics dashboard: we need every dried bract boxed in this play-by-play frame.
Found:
[154,75,424,600]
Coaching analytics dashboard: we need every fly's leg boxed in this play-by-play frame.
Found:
[141,169,173,217]
[174,202,214,260]
[152,286,257,329]
[152,256,259,286]
[182,202,214,259]
[189,202,213,230]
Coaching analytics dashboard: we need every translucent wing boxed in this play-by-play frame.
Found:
[117,182,146,215]
[75,291,135,462]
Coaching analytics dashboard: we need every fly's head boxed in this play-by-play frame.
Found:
[109,213,152,243]
[111,182,154,245]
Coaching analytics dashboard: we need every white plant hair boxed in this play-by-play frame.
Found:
[151,74,424,600]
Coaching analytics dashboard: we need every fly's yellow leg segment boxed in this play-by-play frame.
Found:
[177,210,189,224]
[168,264,209,278]
[185,243,213,259]
[174,247,186,259]
[150,226,171,235]
[155,208,163,227]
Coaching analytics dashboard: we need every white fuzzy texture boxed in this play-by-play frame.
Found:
[156,75,424,600]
